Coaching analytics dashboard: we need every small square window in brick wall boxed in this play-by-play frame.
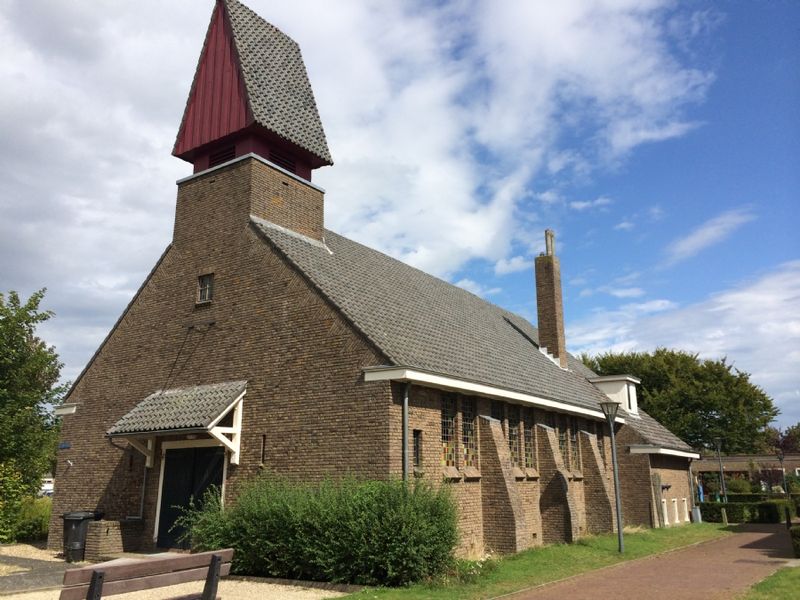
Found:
[508,404,521,467]
[197,273,214,302]
[524,408,536,469]
[461,397,478,468]
[441,394,457,467]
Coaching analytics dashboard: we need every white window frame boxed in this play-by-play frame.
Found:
[197,273,214,303]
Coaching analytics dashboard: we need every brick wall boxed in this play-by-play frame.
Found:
[652,454,693,525]
[49,157,392,550]
[579,430,615,534]
[85,520,145,561]
[478,416,530,554]
[536,425,580,543]
[615,424,657,528]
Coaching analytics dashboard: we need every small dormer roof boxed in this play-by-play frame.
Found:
[174,0,332,167]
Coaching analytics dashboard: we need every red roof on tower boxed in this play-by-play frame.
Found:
[173,0,332,171]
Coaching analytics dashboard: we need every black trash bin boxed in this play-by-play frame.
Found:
[62,511,96,562]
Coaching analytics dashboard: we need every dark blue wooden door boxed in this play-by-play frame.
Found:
[156,446,224,548]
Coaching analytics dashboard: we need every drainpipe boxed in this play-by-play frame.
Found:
[402,383,410,482]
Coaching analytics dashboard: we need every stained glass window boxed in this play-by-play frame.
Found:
[461,397,478,468]
[441,394,457,467]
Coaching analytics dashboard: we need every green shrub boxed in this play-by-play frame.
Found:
[14,497,51,541]
[699,500,795,524]
[790,526,800,559]
[726,478,752,494]
[0,462,27,543]
[727,493,768,503]
[178,476,458,586]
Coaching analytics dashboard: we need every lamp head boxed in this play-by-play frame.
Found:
[600,400,621,421]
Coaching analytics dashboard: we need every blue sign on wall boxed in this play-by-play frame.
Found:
[58,441,71,450]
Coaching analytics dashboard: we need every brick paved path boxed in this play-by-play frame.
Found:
[506,524,795,600]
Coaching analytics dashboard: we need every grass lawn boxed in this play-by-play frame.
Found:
[346,523,730,600]
[739,566,800,599]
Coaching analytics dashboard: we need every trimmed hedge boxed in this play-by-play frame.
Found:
[791,526,800,559]
[178,476,458,586]
[699,500,795,524]
[727,493,772,503]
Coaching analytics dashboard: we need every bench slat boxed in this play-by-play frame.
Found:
[59,563,231,600]
[62,549,233,585]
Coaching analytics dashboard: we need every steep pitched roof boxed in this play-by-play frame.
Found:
[225,0,332,165]
[108,380,247,436]
[251,218,612,414]
[623,410,694,452]
[173,0,332,166]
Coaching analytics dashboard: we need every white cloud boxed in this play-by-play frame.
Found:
[569,196,613,212]
[614,220,635,231]
[648,205,665,221]
[607,287,645,298]
[454,279,501,298]
[536,190,562,205]
[495,255,533,275]
[569,261,800,426]
[0,0,716,382]
[664,207,755,265]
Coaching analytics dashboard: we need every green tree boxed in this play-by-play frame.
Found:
[581,348,777,453]
[0,289,65,494]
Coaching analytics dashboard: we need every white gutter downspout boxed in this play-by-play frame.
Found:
[402,383,410,482]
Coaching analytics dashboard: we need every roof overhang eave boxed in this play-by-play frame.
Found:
[107,426,210,439]
[627,444,699,459]
[363,365,624,424]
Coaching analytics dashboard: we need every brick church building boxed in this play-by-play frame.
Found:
[49,0,698,557]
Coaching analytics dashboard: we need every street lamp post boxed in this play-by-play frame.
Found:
[601,400,624,553]
[714,437,728,503]
[776,449,788,494]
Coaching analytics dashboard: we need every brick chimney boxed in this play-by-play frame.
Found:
[535,229,567,368]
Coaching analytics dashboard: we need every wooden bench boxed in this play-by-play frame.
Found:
[59,549,234,600]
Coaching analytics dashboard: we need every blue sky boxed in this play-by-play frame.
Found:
[0,1,797,426]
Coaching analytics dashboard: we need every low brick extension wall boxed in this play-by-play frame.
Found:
[85,519,145,562]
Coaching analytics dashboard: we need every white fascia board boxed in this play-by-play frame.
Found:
[588,374,642,385]
[628,445,700,459]
[363,366,624,423]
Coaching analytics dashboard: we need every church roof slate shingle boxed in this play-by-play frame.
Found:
[251,218,695,453]
[251,218,612,415]
[224,0,332,165]
[108,380,247,436]
[623,410,694,452]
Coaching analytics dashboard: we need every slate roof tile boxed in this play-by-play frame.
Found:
[108,380,247,435]
[623,409,694,452]
[224,0,332,165]
[252,219,612,413]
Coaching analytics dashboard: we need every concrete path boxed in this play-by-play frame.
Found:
[507,524,795,600]
[0,554,76,595]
